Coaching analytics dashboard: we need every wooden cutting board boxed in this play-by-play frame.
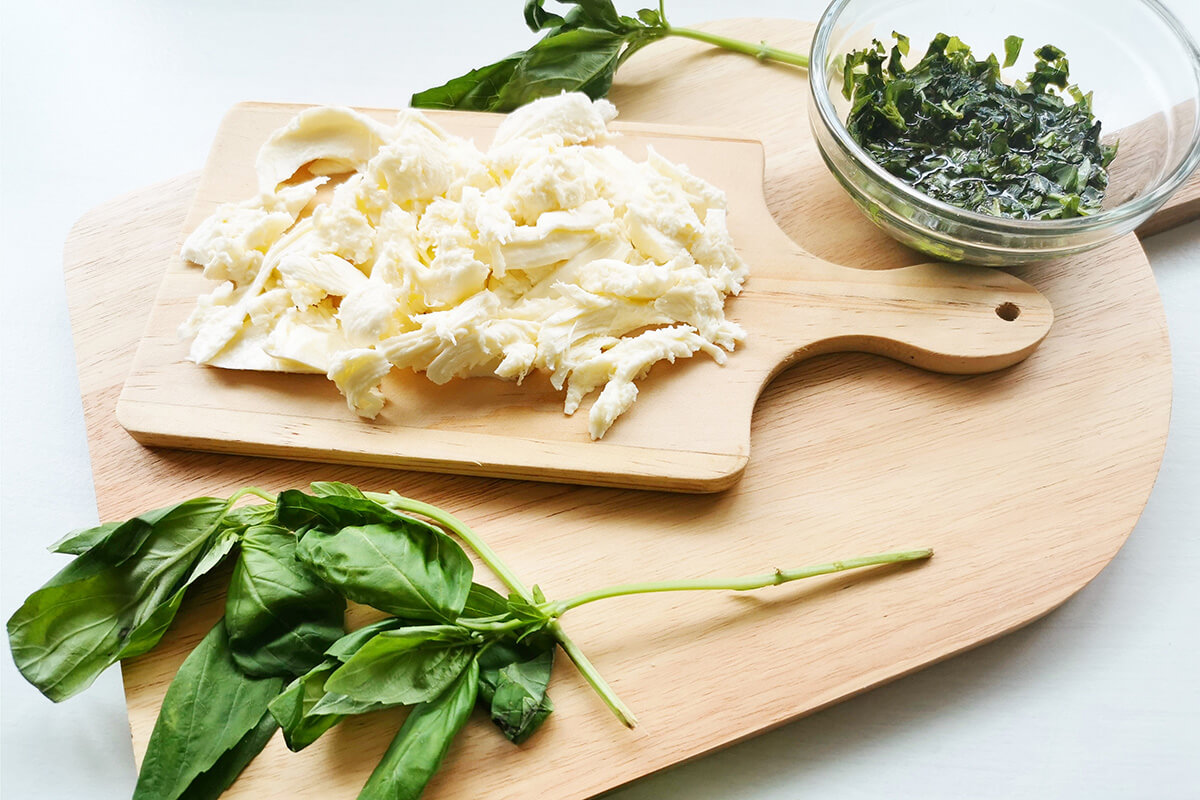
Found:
[62,19,1180,800]
[115,107,1053,493]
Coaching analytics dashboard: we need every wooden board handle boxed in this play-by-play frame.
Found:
[744,256,1054,377]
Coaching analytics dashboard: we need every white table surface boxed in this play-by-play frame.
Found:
[2,2,1197,798]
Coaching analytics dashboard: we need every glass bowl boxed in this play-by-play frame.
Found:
[808,0,1200,265]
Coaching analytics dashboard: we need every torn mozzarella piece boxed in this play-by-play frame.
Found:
[339,281,403,347]
[311,178,376,264]
[256,106,394,193]
[265,303,348,372]
[567,326,717,439]
[276,252,368,297]
[327,348,391,418]
[180,177,325,283]
[492,92,617,149]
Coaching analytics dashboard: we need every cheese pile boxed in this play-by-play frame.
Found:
[180,93,747,439]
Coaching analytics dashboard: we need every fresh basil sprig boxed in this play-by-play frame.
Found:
[411,0,809,113]
[9,482,931,799]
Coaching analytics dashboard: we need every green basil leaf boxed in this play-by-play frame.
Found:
[504,593,553,632]
[190,527,241,583]
[177,709,278,800]
[117,587,187,660]
[48,521,122,555]
[1003,35,1023,68]
[133,620,284,800]
[556,0,627,33]
[324,617,409,662]
[306,686,396,717]
[494,27,626,111]
[268,662,347,752]
[217,503,277,536]
[308,481,367,499]
[45,498,223,569]
[524,0,565,32]
[7,498,237,701]
[413,23,631,114]
[296,521,472,621]
[275,489,405,533]
[357,659,480,800]
[411,53,525,112]
[118,525,242,661]
[636,7,663,26]
[324,626,476,706]
[226,524,345,678]
[478,635,555,744]
[460,583,509,619]
[270,619,413,752]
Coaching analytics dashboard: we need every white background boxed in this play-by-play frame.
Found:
[1,2,1197,798]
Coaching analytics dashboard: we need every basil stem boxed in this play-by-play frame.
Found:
[549,549,933,615]
[665,26,809,68]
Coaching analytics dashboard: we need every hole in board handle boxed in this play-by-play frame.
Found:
[995,302,1020,322]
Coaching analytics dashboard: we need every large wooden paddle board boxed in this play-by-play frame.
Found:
[60,19,1178,800]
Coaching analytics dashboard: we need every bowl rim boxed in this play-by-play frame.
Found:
[808,0,1200,235]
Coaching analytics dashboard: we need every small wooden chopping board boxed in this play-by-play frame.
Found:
[62,19,1178,800]
[116,105,1053,492]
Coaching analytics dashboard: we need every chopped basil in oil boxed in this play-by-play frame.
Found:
[843,33,1118,220]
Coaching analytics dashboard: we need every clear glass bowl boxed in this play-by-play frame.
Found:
[809,0,1200,265]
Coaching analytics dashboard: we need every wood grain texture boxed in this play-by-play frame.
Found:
[115,105,1053,492]
[62,19,1174,800]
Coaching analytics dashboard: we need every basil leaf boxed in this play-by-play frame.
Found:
[133,620,284,800]
[275,489,403,533]
[308,481,367,499]
[504,593,553,634]
[177,709,278,800]
[269,662,347,752]
[226,524,345,678]
[189,526,242,583]
[411,54,525,112]
[304,682,396,716]
[494,27,626,111]
[324,626,476,706]
[116,524,243,661]
[117,587,188,660]
[270,620,411,752]
[49,521,122,555]
[45,498,222,568]
[460,583,509,619]
[296,521,473,621]
[478,635,555,744]
[358,659,480,800]
[7,498,237,701]
[217,503,277,535]
[324,617,409,661]
[524,0,566,31]
[1003,35,1023,68]
[549,0,627,33]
